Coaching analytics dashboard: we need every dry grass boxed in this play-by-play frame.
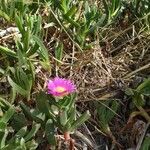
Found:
[46,24,150,103]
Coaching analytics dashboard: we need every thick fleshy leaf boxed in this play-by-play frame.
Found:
[45,119,56,145]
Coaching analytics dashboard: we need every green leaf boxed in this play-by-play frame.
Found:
[65,107,76,130]
[32,35,49,62]
[0,107,15,123]
[0,122,7,148]
[0,97,11,109]
[59,110,68,126]
[0,122,6,132]
[25,140,38,150]
[60,0,68,13]
[133,92,145,107]
[8,67,32,100]
[16,46,27,67]
[9,0,15,18]
[9,88,17,104]
[125,88,134,96]
[65,5,77,17]
[141,136,150,150]
[20,102,34,121]
[28,60,35,81]
[0,128,8,149]
[24,123,41,142]
[15,14,24,34]
[8,126,28,144]
[110,0,120,17]
[31,110,45,123]
[0,68,5,74]
[67,93,76,113]
[33,15,42,36]
[1,0,8,14]
[11,113,27,131]
[137,78,150,95]
[96,100,119,130]
[23,28,30,52]
[89,14,106,33]
[58,94,76,111]
[36,91,52,118]
[32,35,50,70]
[8,76,28,96]
[0,9,10,21]
[70,110,90,132]
[55,42,63,62]
[15,126,28,139]
[45,119,56,145]
[63,14,80,28]
[0,45,16,58]
[102,0,110,25]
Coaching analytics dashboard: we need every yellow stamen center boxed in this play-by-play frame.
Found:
[55,86,66,93]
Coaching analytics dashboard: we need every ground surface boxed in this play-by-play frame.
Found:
[0,1,150,150]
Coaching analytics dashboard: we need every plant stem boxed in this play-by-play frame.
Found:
[64,131,71,141]
[138,106,150,122]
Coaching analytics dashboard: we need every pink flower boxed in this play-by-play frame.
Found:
[47,77,76,97]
